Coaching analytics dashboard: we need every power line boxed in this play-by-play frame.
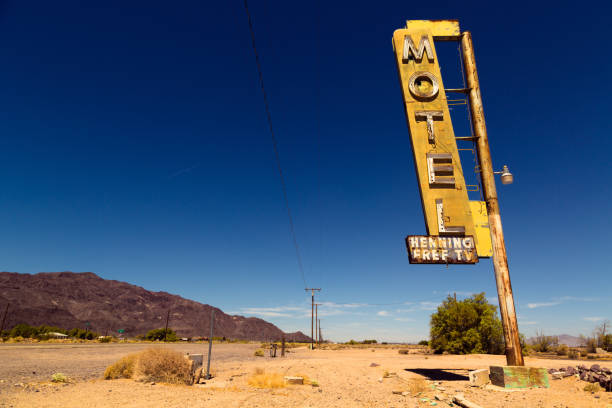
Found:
[243,0,307,288]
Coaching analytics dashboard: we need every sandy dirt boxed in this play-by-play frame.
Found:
[1,344,610,407]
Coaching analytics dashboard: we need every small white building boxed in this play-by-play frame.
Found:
[47,332,68,338]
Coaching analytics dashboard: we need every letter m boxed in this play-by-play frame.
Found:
[402,35,434,63]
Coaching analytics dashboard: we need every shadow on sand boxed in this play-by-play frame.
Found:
[404,368,470,381]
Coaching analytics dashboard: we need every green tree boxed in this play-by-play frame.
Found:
[10,323,38,338]
[145,328,178,342]
[429,292,504,354]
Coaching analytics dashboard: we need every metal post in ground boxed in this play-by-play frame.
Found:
[461,31,523,366]
[206,309,215,379]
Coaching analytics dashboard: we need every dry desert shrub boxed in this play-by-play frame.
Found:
[247,368,286,389]
[51,373,68,383]
[133,348,192,384]
[104,353,138,379]
[584,383,602,393]
[407,377,428,394]
[104,348,192,384]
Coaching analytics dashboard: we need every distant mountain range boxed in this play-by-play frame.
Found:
[0,271,310,342]
[527,334,584,347]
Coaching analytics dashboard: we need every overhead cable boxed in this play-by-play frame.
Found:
[242,0,307,288]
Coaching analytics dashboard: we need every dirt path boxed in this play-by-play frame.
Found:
[1,345,610,407]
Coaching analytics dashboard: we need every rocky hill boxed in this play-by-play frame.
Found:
[0,272,310,341]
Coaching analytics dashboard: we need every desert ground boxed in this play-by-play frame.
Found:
[0,343,610,408]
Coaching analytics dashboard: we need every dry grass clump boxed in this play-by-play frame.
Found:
[407,377,428,394]
[104,353,138,379]
[247,368,286,389]
[254,349,265,357]
[51,373,68,383]
[133,348,192,384]
[103,348,191,384]
[583,383,602,393]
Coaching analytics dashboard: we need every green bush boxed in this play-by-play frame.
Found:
[67,328,100,340]
[145,328,178,342]
[556,344,568,356]
[98,336,112,343]
[418,340,429,346]
[531,330,558,352]
[8,324,73,340]
[51,373,68,383]
[429,292,504,355]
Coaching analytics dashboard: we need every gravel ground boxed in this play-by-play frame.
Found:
[0,342,260,388]
[1,344,611,407]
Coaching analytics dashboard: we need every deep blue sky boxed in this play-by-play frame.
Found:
[0,0,609,342]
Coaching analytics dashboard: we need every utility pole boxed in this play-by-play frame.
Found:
[163,309,170,342]
[304,288,321,349]
[206,309,214,379]
[318,319,321,347]
[461,31,524,366]
[314,303,321,347]
[0,303,9,336]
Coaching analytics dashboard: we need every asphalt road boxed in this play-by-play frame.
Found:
[0,342,260,389]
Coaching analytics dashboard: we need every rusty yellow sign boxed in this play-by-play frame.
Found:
[469,200,493,257]
[393,20,482,261]
[406,235,478,264]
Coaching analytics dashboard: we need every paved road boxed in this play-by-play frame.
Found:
[0,342,260,388]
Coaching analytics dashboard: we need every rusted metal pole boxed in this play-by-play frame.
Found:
[461,31,524,366]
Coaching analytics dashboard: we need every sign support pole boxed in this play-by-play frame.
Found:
[461,31,524,366]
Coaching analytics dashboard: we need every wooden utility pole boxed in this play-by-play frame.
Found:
[0,303,9,335]
[163,309,170,342]
[206,309,215,379]
[304,288,321,349]
[281,335,286,357]
[461,31,524,366]
[318,319,321,347]
[314,303,321,346]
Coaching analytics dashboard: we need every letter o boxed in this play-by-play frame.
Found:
[408,71,439,100]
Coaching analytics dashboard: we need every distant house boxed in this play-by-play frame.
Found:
[47,332,68,338]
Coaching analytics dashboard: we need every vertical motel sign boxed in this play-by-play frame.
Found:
[393,20,491,264]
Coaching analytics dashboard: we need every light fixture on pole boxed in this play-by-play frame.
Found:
[494,165,513,185]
